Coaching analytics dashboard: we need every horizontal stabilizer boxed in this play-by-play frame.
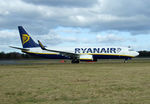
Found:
[9,46,29,51]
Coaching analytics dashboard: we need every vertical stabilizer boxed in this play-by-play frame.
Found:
[18,26,39,48]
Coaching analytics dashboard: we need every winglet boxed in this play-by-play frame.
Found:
[38,40,46,50]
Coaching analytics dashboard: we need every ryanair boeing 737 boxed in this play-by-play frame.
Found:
[10,26,139,63]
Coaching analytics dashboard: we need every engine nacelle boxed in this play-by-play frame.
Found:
[79,54,94,61]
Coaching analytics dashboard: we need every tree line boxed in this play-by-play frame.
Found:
[0,51,150,60]
[0,52,42,60]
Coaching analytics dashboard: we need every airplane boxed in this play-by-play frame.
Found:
[10,26,139,63]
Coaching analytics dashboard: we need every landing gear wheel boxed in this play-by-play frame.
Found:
[71,59,80,64]
[124,58,128,63]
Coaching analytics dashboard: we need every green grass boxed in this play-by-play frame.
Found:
[0,59,150,104]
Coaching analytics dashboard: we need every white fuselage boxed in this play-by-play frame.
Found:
[23,46,139,61]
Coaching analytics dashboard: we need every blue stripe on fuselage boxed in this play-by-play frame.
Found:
[24,52,68,59]
[24,51,132,60]
[93,55,132,60]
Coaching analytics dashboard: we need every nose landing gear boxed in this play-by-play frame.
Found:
[124,58,129,63]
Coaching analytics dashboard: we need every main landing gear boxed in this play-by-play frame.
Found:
[71,59,80,64]
[124,58,128,63]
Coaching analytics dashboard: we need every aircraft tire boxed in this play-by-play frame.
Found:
[71,59,80,64]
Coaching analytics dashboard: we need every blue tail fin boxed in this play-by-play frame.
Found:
[18,26,39,48]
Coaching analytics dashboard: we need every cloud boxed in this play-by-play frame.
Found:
[0,0,150,34]
[35,30,80,45]
[0,30,19,45]
[22,0,98,7]
[96,34,124,43]
[0,30,17,38]
[1,0,150,52]
[0,0,150,35]
[0,29,21,52]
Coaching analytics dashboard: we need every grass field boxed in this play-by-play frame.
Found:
[0,59,150,104]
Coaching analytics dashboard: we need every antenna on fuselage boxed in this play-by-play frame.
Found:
[128,46,131,48]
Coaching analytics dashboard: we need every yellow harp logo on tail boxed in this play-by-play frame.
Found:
[22,34,30,45]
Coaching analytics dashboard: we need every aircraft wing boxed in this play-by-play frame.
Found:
[10,46,29,51]
[38,40,79,59]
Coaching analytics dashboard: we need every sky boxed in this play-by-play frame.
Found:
[0,0,150,52]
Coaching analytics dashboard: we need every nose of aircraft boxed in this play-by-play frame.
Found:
[135,51,139,56]
[130,51,139,57]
